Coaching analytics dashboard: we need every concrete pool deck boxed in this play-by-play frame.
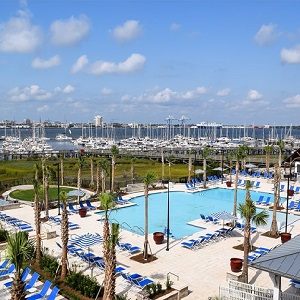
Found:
[1,177,300,299]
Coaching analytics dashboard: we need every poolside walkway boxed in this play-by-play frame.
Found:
[1,177,300,299]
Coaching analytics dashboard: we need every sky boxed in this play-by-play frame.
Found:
[1,0,300,126]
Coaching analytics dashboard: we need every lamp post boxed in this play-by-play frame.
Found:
[194,151,197,188]
[221,148,224,184]
[162,179,170,251]
[54,162,60,215]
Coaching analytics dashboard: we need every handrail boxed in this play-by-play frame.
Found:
[120,221,133,232]
[132,225,144,235]
[167,272,179,281]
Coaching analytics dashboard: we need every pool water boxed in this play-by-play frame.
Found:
[97,188,300,239]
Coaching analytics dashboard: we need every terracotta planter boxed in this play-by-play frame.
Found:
[226,181,232,187]
[288,189,294,196]
[281,232,292,243]
[153,232,164,244]
[78,208,87,218]
[230,258,243,272]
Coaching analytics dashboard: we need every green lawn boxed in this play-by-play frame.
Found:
[10,187,74,202]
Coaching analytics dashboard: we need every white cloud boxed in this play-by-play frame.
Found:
[71,55,88,73]
[50,15,90,46]
[283,95,300,107]
[216,88,231,96]
[254,24,279,46]
[170,23,181,31]
[0,9,42,53]
[8,85,52,102]
[101,88,113,95]
[281,45,300,64]
[63,85,75,94]
[247,89,262,100]
[37,105,49,112]
[111,20,143,43]
[31,55,61,69]
[88,53,146,75]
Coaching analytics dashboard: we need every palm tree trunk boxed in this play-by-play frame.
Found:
[161,149,165,180]
[143,188,149,259]
[60,158,64,186]
[77,168,81,202]
[90,159,94,187]
[271,165,280,235]
[61,205,69,279]
[96,165,100,194]
[111,156,115,193]
[233,160,239,216]
[103,214,110,299]
[242,223,250,283]
[203,159,207,188]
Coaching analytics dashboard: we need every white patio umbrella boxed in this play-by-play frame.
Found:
[67,190,85,197]
[194,169,204,174]
[244,163,257,169]
[210,211,238,227]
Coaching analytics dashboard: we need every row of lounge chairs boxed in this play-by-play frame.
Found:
[0,263,60,300]
[117,241,142,255]
[61,200,97,214]
[247,246,276,264]
[237,179,261,188]
[287,200,300,211]
[255,195,272,206]
[200,214,219,224]
[236,222,256,233]
[232,169,273,179]
[121,272,154,290]
[181,227,235,250]
[0,213,34,232]
[47,216,79,229]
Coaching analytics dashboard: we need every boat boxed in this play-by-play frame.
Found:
[55,133,72,141]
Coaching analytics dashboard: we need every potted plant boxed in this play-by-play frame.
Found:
[230,257,243,272]
[78,208,87,218]
[288,189,294,196]
[280,232,292,243]
[153,232,164,244]
[226,181,232,187]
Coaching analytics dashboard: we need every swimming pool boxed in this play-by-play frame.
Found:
[97,188,300,239]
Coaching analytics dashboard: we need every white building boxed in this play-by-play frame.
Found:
[94,115,103,127]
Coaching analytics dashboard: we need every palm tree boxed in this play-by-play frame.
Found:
[265,144,273,173]
[76,154,85,202]
[238,180,268,283]
[143,172,157,259]
[233,146,247,216]
[41,158,46,214]
[90,156,95,187]
[60,191,69,279]
[60,156,64,186]
[239,144,249,171]
[110,145,119,193]
[44,165,51,217]
[99,192,116,300]
[166,155,175,181]
[188,150,192,183]
[202,147,211,188]
[161,149,165,180]
[130,158,136,184]
[270,164,280,236]
[97,157,109,194]
[33,178,42,264]
[103,222,119,300]
[227,150,235,183]
[7,231,35,300]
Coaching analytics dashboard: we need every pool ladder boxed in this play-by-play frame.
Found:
[120,222,144,235]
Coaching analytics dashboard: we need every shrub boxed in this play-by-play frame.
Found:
[166,275,173,290]
[0,227,8,242]
[65,271,102,298]
[39,254,59,277]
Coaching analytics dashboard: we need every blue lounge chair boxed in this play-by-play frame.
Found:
[236,179,242,186]
[79,200,89,210]
[25,272,40,291]
[254,181,261,188]
[207,216,219,224]
[287,200,296,210]
[280,185,285,192]
[255,195,264,205]
[68,203,79,213]
[4,266,31,289]
[261,197,271,206]
[0,259,10,270]
[45,286,60,300]
[26,280,52,300]
[294,201,300,211]
[60,204,71,214]
[181,238,201,250]
[295,186,300,194]
[132,277,154,289]
[0,264,15,278]
[200,214,209,222]
[86,199,96,210]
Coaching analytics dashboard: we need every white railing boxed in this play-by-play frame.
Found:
[219,286,272,300]
[219,280,300,300]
